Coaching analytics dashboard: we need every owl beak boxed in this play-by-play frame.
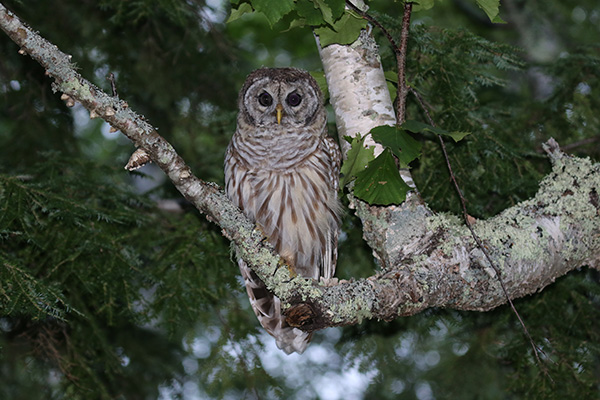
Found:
[275,103,283,124]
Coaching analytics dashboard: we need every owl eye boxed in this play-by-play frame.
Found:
[258,92,273,107]
[286,92,302,107]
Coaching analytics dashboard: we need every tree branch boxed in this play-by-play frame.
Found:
[2,3,599,333]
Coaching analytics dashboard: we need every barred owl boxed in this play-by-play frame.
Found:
[224,68,341,354]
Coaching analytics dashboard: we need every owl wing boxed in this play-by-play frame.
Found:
[321,136,342,280]
[323,135,342,193]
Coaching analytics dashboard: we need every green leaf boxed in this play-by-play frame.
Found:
[340,134,375,187]
[445,130,471,142]
[320,0,345,21]
[370,125,422,168]
[314,11,367,46]
[296,0,325,26]
[227,2,253,23]
[251,0,295,26]
[384,70,398,83]
[412,0,436,12]
[475,0,506,23]
[282,18,309,32]
[402,120,471,142]
[285,18,308,31]
[313,0,334,25]
[354,149,410,205]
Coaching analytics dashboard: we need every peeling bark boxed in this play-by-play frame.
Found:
[1,3,599,332]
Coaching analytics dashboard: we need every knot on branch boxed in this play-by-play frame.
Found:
[285,303,317,329]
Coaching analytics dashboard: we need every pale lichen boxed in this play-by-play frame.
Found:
[327,281,375,324]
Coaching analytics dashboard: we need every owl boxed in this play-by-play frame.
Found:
[224,68,341,354]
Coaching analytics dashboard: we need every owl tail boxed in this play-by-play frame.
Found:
[238,259,312,354]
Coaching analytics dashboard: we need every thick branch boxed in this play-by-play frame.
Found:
[2,4,599,332]
[292,146,600,329]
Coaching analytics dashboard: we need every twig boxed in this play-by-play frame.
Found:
[107,72,118,97]
[410,87,551,378]
[345,1,400,50]
[396,2,413,124]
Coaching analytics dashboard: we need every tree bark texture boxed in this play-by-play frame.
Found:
[1,3,599,332]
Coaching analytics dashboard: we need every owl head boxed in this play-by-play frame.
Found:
[238,68,324,128]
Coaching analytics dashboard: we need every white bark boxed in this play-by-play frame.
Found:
[317,30,395,157]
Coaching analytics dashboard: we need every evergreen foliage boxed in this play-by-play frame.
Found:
[0,153,238,398]
[0,0,599,399]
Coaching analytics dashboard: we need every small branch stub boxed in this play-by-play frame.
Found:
[60,93,75,107]
[125,148,152,171]
[542,137,562,159]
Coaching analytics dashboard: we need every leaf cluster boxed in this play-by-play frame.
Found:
[342,123,471,205]
[341,134,412,206]
[229,0,367,46]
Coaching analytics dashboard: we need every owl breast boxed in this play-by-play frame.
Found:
[232,118,321,170]
[225,135,339,278]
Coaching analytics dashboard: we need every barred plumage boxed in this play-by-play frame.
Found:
[224,68,341,354]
